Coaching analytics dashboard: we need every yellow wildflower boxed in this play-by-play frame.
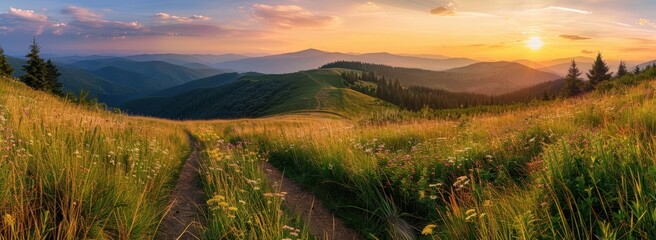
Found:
[422,224,437,235]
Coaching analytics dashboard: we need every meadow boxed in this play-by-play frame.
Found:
[1,66,656,239]
[191,68,656,239]
[0,77,189,239]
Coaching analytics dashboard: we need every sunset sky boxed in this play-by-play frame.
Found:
[1,0,655,61]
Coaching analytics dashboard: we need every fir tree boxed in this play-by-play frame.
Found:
[45,59,63,95]
[0,46,14,77]
[586,52,612,87]
[21,38,47,90]
[634,66,641,75]
[617,60,628,77]
[561,60,583,97]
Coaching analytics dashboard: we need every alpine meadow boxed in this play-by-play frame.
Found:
[1,1,656,240]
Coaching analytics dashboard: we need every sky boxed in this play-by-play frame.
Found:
[0,0,655,61]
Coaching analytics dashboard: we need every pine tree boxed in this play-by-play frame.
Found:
[0,46,14,77]
[561,60,583,97]
[45,59,63,95]
[586,52,613,87]
[21,38,47,90]
[634,66,641,75]
[617,60,628,77]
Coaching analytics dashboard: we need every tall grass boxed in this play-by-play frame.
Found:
[193,128,312,239]
[0,78,188,239]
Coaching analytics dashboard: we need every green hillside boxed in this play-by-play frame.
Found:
[121,69,395,119]
[322,61,561,95]
[148,72,243,97]
[7,56,225,106]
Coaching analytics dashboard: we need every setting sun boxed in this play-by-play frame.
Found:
[527,37,544,50]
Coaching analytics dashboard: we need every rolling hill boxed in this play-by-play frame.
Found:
[147,72,245,97]
[214,49,478,74]
[121,69,395,119]
[638,60,656,69]
[322,61,561,95]
[124,53,248,66]
[7,56,225,106]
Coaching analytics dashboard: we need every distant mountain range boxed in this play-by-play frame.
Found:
[8,49,652,112]
[213,49,479,74]
[7,56,223,106]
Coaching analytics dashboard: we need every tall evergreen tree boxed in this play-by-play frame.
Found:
[21,38,47,90]
[586,52,612,87]
[634,66,641,75]
[560,60,583,97]
[617,60,628,77]
[44,59,63,95]
[0,46,14,77]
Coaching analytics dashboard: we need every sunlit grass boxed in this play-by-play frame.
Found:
[0,77,188,239]
[190,70,656,239]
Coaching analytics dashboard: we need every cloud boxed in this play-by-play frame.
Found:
[150,24,229,37]
[430,6,455,16]
[8,7,48,22]
[0,7,50,34]
[61,6,144,38]
[638,18,656,27]
[560,34,590,40]
[355,2,382,12]
[252,4,339,29]
[529,6,591,14]
[61,6,103,22]
[153,12,211,23]
[581,50,595,54]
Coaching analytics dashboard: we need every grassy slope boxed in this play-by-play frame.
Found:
[122,69,395,120]
[0,76,317,239]
[0,77,189,239]
[191,71,656,239]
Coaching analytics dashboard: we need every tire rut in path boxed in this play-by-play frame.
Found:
[157,135,205,240]
[261,162,361,240]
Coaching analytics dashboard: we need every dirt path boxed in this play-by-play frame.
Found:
[157,136,205,240]
[304,73,324,111]
[261,162,361,240]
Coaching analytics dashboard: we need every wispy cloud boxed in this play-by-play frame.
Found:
[638,18,656,28]
[251,4,340,29]
[560,34,590,40]
[430,6,455,16]
[581,50,595,54]
[60,6,144,38]
[529,6,592,14]
[153,12,211,23]
[0,7,50,34]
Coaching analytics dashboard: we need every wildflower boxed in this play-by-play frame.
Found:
[3,213,14,227]
[465,209,476,215]
[465,213,478,221]
[421,224,437,235]
[429,195,438,200]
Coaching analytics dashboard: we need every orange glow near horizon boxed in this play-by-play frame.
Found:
[2,1,655,62]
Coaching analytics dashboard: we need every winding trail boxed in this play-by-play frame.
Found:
[304,73,325,111]
[157,135,205,240]
[261,162,361,240]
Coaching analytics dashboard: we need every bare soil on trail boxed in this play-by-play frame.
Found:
[261,162,362,240]
[157,137,206,240]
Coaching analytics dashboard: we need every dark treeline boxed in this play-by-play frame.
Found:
[339,69,564,111]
